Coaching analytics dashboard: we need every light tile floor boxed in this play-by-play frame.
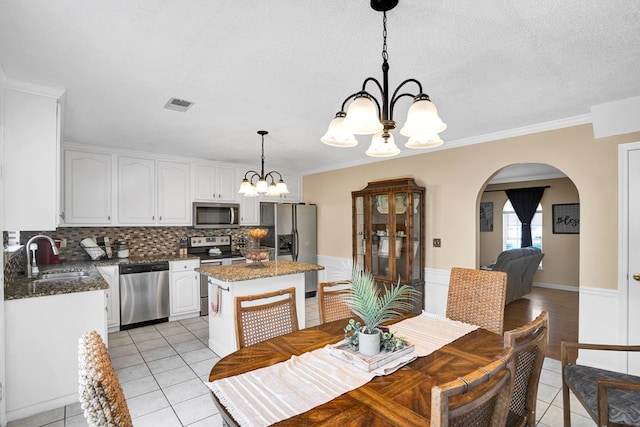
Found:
[7,297,594,427]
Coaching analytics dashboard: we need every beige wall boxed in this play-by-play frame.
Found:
[479,178,579,288]
[304,124,640,291]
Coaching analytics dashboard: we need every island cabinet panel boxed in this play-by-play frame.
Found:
[352,178,425,313]
[5,290,107,421]
[205,273,307,358]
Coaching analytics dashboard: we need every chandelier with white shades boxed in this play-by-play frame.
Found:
[321,0,446,157]
[238,130,289,197]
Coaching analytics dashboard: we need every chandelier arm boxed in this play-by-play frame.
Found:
[243,170,260,181]
[362,77,384,95]
[389,92,418,121]
[264,171,279,184]
[389,78,423,105]
[339,92,363,112]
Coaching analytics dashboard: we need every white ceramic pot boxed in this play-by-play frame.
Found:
[358,328,381,356]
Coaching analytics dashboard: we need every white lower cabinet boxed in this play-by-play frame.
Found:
[169,259,201,320]
[5,291,106,421]
[97,265,120,332]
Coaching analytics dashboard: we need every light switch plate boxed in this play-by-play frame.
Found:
[433,238,441,248]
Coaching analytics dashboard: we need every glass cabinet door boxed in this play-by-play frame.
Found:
[370,194,390,278]
[411,191,422,278]
[394,192,408,283]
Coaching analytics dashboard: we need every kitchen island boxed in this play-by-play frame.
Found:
[197,260,324,357]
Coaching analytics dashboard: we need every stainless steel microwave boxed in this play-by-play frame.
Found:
[192,202,240,229]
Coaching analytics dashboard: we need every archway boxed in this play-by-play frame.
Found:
[477,162,580,360]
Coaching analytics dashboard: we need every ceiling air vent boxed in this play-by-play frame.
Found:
[164,97,194,112]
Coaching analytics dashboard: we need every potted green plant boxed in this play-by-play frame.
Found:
[344,266,420,356]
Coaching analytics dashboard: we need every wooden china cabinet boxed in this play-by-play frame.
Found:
[352,178,425,313]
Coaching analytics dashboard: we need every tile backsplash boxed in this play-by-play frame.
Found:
[4,226,257,280]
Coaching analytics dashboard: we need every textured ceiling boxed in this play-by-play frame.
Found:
[1,1,639,175]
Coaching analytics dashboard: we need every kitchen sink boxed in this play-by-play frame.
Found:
[37,271,92,281]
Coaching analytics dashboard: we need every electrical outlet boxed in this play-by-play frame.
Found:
[59,239,67,248]
[433,238,441,248]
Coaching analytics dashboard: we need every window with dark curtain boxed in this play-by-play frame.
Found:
[505,187,546,247]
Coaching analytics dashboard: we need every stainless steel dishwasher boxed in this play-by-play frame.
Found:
[119,262,170,330]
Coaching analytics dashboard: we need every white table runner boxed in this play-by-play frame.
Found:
[208,312,478,427]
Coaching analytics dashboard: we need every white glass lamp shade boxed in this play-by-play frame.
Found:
[400,99,447,137]
[238,179,253,194]
[342,95,384,135]
[265,183,279,196]
[321,115,358,147]
[244,186,259,197]
[405,134,444,149]
[365,132,401,158]
[255,179,269,193]
[275,180,289,194]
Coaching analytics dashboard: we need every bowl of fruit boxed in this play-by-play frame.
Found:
[247,228,269,240]
[239,247,274,267]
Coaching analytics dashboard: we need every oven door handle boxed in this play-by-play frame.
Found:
[230,207,235,225]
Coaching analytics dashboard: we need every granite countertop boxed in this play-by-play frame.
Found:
[196,259,325,282]
[4,254,201,301]
[4,264,109,301]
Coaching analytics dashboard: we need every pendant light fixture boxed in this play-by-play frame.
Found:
[321,0,446,157]
[238,130,289,197]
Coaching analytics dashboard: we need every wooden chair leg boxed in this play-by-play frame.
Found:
[562,382,571,426]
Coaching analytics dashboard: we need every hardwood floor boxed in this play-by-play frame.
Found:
[504,286,578,360]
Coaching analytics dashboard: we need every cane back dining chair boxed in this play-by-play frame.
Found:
[78,330,133,427]
[503,311,549,427]
[561,342,640,426]
[431,346,515,427]
[235,287,299,348]
[446,267,508,335]
[317,281,352,324]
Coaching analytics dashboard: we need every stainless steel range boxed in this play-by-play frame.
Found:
[187,235,245,315]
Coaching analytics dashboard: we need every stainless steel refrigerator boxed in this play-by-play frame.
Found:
[260,202,318,297]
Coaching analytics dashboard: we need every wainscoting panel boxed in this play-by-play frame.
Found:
[578,286,626,372]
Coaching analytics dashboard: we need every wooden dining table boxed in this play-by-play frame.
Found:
[208,316,505,426]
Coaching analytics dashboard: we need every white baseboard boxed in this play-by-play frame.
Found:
[533,282,579,292]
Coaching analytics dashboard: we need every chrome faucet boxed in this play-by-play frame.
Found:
[25,235,60,278]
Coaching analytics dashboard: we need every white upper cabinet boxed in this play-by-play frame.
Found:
[118,156,156,224]
[239,195,260,225]
[3,85,62,231]
[63,150,113,225]
[118,157,191,225]
[157,161,191,225]
[194,165,237,202]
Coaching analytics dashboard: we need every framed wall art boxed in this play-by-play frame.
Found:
[552,203,580,234]
[480,201,493,232]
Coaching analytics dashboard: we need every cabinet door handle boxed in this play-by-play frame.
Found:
[152,215,155,220]
[159,216,162,221]
[107,215,111,221]
[60,211,65,220]
[633,273,640,281]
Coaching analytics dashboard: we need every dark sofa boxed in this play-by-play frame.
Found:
[484,247,544,304]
